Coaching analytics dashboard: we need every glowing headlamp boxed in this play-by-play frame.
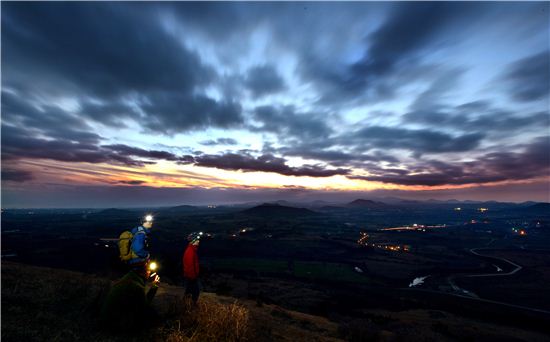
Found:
[149,261,158,271]
[145,215,153,222]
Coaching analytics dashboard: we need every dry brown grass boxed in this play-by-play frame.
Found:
[158,295,249,342]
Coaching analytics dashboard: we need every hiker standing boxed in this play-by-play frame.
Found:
[119,215,154,267]
[183,232,202,304]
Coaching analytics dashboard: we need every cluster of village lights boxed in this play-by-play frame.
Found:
[357,232,410,252]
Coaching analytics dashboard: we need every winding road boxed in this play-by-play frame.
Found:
[447,248,523,298]
[407,248,550,315]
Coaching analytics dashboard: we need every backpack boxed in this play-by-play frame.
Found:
[118,230,134,262]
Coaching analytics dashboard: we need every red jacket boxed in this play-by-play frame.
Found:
[183,244,199,279]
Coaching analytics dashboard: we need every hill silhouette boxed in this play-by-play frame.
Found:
[522,202,550,213]
[319,205,347,211]
[241,203,318,217]
[163,204,198,213]
[346,199,389,209]
[90,208,138,218]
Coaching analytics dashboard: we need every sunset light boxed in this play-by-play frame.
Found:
[1,2,548,207]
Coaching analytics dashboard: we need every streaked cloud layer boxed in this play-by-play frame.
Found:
[2,2,549,206]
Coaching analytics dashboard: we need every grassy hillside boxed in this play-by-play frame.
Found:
[2,262,549,341]
[1,262,339,341]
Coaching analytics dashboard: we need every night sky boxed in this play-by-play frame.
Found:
[2,2,549,207]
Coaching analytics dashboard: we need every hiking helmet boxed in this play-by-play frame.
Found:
[187,231,203,244]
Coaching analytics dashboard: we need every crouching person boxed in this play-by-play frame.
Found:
[100,260,160,334]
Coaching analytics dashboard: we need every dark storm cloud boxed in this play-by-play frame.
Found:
[503,50,550,102]
[194,153,350,177]
[140,93,243,135]
[1,90,100,144]
[1,90,163,167]
[402,58,547,137]
[2,117,348,178]
[244,65,286,97]
[200,138,239,146]
[2,2,210,96]
[2,2,243,134]
[166,2,247,41]
[350,168,493,187]
[277,146,400,168]
[409,68,464,111]
[2,90,164,167]
[350,126,484,154]
[354,3,466,77]
[406,108,549,133]
[350,136,550,186]
[280,149,356,163]
[258,119,482,169]
[101,144,193,163]
[0,123,195,167]
[1,168,34,182]
[253,106,332,139]
[117,180,147,185]
[78,101,138,128]
[405,96,549,135]
[483,136,550,176]
[305,3,475,104]
[1,124,144,166]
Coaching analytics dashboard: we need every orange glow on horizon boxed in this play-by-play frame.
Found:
[12,159,550,193]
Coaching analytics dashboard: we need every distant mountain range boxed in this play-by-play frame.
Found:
[90,208,138,217]
[231,198,550,214]
[346,199,390,209]
[520,202,550,213]
[240,203,318,217]
[162,204,197,213]
[50,199,549,214]
[317,199,391,211]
